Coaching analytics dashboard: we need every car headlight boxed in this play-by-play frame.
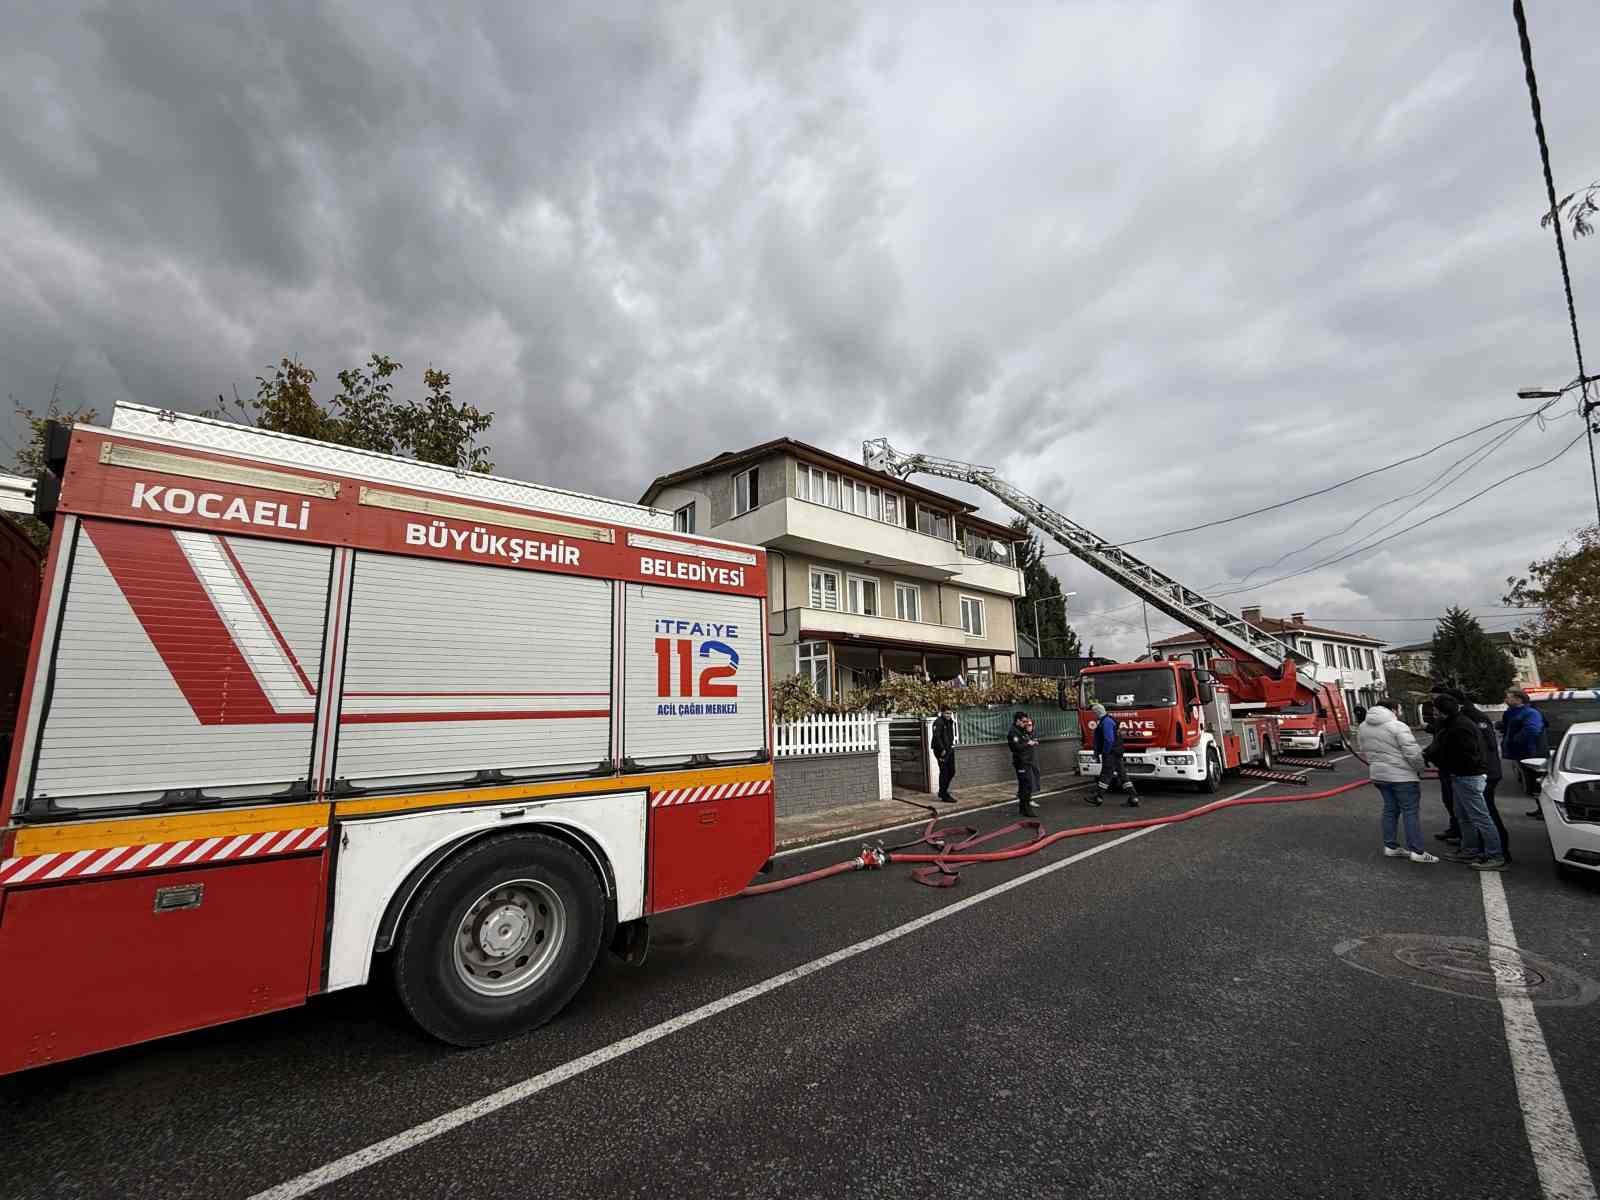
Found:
[1164,754,1194,765]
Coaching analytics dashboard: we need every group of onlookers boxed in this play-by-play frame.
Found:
[1363,687,1547,872]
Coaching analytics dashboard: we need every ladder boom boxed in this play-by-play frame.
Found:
[861,438,1305,675]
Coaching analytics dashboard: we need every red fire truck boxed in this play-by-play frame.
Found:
[0,404,774,1074]
[1074,657,1287,792]
[860,440,1358,792]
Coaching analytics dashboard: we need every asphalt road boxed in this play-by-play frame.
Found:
[3,755,1597,1200]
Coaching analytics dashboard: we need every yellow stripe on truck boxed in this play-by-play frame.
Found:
[11,802,333,856]
[333,763,775,818]
[6,764,776,854]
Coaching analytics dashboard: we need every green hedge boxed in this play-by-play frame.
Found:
[771,673,1080,722]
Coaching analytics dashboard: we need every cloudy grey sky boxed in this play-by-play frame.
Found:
[4,1,1597,659]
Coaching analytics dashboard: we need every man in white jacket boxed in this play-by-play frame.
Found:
[1362,702,1439,863]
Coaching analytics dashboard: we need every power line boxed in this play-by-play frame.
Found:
[1512,0,1598,525]
[1108,406,1547,549]
[1230,410,1540,586]
[1227,409,1546,589]
[1209,429,1588,595]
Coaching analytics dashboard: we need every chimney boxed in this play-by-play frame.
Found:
[1291,612,1306,627]
[1242,606,1262,624]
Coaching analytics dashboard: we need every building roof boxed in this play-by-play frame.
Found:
[1150,614,1386,650]
[1386,630,1526,654]
[639,436,1023,541]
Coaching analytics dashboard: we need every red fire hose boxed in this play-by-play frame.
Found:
[742,777,1374,896]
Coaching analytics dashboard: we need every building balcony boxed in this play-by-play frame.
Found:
[722,498,1024,597]
[796,605,973,651]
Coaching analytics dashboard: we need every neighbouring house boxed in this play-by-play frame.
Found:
[1385,632,1541,690]
[639,438,1025,700]
[1149,608,1387,713]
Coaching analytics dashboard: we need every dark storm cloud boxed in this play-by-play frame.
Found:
[3,0,1597,659]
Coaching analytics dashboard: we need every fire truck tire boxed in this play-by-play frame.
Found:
[1261,740,1276,770]
[393,832,605,1047]
[1196,748,1221,794]
[1316,736,1326,757]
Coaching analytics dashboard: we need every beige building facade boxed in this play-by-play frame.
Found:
[640,439,1024,701]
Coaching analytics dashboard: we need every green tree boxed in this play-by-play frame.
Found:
[208,354,494,472]
[6,394,99,550]
[1503,524,1600,680]
[1010,517,1082,659]
[1430,606,1515,700]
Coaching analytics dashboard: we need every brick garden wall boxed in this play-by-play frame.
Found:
[775,752,880,819]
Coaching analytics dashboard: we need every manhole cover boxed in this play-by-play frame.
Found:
[1333,933,1599,1006]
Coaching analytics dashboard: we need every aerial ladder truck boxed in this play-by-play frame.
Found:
[861,440,1352,793]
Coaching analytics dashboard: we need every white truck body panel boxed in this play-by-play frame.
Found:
[327,788,648,990]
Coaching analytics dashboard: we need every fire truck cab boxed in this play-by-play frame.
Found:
[1075,658,1281,793]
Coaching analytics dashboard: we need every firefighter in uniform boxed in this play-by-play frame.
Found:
[1088,702,1140,808]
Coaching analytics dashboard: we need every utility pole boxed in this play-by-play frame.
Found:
[1030,590,1077,655]
[1141,600,1153,657]
[1511,0,1599,526]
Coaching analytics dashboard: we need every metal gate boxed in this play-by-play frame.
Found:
[888,718,927,791]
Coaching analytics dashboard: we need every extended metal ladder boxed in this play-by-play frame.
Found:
[861,438,1308,676]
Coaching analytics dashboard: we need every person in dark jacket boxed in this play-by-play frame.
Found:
[1424,695,1504,869]
[931,705,957,804]
[1461,698,1510,863]
[1087,702,1139,809]
[1007,712,1041,817]
[1424,699,1459,845]
[1502,688,1547,813]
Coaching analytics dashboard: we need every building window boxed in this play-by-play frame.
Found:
[797,641,831,700]
[895,582,921,622]
[960,595,986,636]
[1322,643,1337,667]
[846,574,880,617]
[1339,645,1351,669]
[734,467,759,516]
[883,492,902,526]
[809,566,840,611]
[673,503,695,533]
[1364,648,1376,671]
[867,487,882,521]
[916,505,952,540]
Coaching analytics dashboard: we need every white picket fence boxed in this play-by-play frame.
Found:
[772,712,882,758]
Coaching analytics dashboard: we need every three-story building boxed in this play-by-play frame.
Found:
[640,438,1024,700]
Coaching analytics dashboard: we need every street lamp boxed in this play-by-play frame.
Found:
[1031,591,1077,657]
[1515,374,1600,524]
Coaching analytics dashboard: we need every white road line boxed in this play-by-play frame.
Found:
[250,814,1199,1200]
[1479,872,1597,1200]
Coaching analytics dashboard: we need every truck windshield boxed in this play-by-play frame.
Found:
[1083,669,1176,709]
[1277,702,1314,715]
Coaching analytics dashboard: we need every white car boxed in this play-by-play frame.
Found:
[1533,719,1600,879]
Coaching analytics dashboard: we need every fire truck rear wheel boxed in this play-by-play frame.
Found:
[394,832,605,1047]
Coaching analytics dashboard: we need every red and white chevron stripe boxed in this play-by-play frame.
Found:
[0,827,329,886]
[649,779,773,808]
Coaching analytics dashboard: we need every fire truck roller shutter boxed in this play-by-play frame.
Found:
[622,583,766,766]
[334,553,613,790]
[26,520,330,811]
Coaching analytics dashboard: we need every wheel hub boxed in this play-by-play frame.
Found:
[453,879,567,997]
[476,904,531,959]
